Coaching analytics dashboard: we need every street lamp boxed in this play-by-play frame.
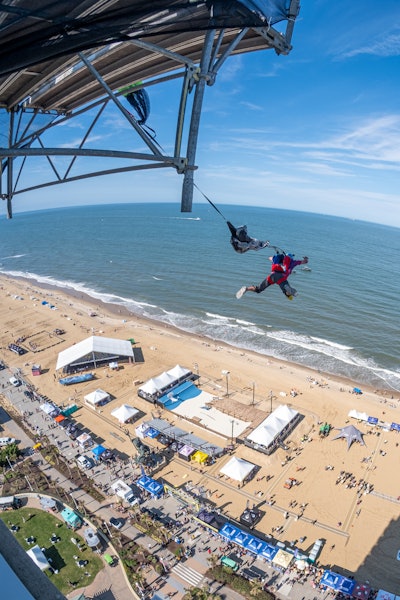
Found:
[269,389,273,414]
[103,520,112,538]
[231,419,235,445]
[252,381,255,406]
[221,370,230,397]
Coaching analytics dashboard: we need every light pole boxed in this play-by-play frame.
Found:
[221,370,230,397]
[103,520,112,538]
[252,381,255,406]
[269,389,273,414]
[194,362,200,385]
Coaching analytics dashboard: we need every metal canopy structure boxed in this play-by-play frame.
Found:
[0,0,300,218]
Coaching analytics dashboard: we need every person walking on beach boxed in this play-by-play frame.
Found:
[236,253,309,300]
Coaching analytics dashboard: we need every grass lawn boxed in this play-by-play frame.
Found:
[0,507,104,596]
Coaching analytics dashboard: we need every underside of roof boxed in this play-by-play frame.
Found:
[0,1,300,217]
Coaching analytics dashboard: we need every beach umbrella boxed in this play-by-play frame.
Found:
[295,559,308,570]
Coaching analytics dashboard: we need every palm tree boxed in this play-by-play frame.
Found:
[249,579,264,597]
[207,553,219,568]
[182,586,222,600]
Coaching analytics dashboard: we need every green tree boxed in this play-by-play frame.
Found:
[182,587,222,600]
[0,442,21,466]
[249,579,264,597]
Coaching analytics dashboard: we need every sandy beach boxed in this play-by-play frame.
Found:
[1,272,400,592]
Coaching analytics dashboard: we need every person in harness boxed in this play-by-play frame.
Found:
[227,221,270,253]
[236,253,309,300]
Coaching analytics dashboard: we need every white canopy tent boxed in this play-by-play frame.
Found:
[168,364,191,379]
[111,404,139,423]
[84,389,110,407]
[77,432,93,448]
[247,404,299,449]
[348,409,369,422]
[26,545,50,571]
[138,364,192,398]
[220,456,256,482]
[40,402,59,417]
[56,335,134,371]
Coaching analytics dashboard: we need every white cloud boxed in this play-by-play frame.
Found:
[341,33,400,59]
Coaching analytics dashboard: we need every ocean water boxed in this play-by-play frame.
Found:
[0,202,399,392]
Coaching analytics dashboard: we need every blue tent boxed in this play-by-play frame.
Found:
[232,530,251,548]
[320,570,343,590]
[391,422,400,431]
[260,544,278,562]
[245,536,267,555]
[338,577,356,594]
[368,416,378,425]
[136,475,164,498]
[145,427,159,439]
[219,522,240,541]
[92,445,106,459]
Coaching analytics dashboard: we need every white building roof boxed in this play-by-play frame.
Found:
[56,335,134,370]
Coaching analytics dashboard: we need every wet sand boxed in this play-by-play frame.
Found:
[1,273,400,591]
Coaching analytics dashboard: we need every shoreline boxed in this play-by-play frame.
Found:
[0,272,389,398]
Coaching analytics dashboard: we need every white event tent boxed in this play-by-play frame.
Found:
[111,404,139,423]
[56,335,134,371]
[220,456,256,482]
[348,409,369,422]
[84,389,110,408]
[246,404,299,450]
[138,364,192,398]
[26,545,50,571]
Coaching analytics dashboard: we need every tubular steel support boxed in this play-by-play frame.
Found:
[7,111,14,218]
[181,29,216,213]
[78,52,162,157]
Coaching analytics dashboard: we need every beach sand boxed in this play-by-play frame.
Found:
[1,273,400,591]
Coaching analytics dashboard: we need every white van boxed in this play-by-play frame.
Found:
[76,455,92,470]
[9,376,21,387]
[0,496,21,510]
[0,436,16,447]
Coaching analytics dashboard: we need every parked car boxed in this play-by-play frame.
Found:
[0,362,5,370]
[100,449,115,462]
[109,517,123,530]
[0,437,16,447]
[9,376,21,387]
[8,343,25,355]
[76,455,92,470]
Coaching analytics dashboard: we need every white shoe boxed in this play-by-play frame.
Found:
[236,286,247,299]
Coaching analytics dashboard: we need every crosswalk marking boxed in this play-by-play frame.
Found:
[171,563,204,587]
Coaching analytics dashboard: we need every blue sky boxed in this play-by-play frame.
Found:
[11,0,400,227]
